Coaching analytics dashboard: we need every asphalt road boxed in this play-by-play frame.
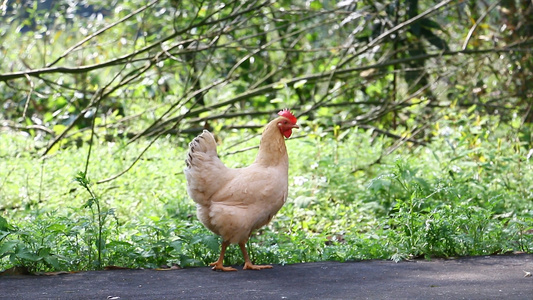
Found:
[1,254,532,299]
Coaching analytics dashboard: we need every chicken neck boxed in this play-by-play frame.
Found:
[253,117,289,167]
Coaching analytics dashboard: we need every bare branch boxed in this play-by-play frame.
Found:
[22,74,34,119]
[338,0,456,69]
[462,0,502,50]
[0,0,269,82]
[46,0,161,68]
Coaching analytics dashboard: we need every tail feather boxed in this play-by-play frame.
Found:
[185,130,228,206]
[186,130,218,168]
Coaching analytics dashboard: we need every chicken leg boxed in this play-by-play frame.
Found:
[239,242,273,270]
[210,241,237,272]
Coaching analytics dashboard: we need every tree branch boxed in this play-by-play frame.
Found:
[46,0,161,68]
[0,0,268,82]
[337,0,456,69]
[462,0,502,50]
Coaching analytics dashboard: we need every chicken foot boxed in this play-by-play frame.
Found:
[210,241,237,272]
[239,242,273,270]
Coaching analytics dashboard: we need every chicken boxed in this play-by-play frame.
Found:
[184,109,299,271]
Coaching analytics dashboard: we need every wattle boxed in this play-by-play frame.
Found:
[282,129,292,138]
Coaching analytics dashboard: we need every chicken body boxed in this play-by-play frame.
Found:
[184,112,297,271]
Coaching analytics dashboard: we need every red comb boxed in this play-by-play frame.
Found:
[278,109,297,123]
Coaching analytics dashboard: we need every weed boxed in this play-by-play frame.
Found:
[1,116,532,272]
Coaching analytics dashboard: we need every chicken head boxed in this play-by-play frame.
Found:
[277,109,299,138]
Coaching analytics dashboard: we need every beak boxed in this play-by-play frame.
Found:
[291,124,299,129]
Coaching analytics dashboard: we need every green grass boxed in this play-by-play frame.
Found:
[1,117,532,272]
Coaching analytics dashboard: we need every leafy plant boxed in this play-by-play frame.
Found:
[1,108,532,273]
[0,214,71,272]
[74,171,114,269]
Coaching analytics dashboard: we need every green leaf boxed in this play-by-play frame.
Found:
[309,0,322,10]
[0,231,11,242]
[273,82,285,89]
[82,198,95,209]
[44,255,61,270]
[337,129,350,141]
[16,247,40,262]
[420,18,448,34]
[170,240,183,252]
[0,216,9,231]
[0,241,17,258]
[52,124,67,134]
[47,223,66,232]
[201,235,220,252]
[149,216,161,222]
[293,79,307,89]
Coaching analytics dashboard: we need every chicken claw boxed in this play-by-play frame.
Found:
[239,242,273,271]
[209,241,237,271]
[209,261,237,272]
[243,262,273,270]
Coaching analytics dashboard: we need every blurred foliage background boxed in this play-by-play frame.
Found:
[1,0,533,272]
[1,0,532,150]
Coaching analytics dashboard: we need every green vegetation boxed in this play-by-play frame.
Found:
[1,0,533,272]
[1,110,532,272]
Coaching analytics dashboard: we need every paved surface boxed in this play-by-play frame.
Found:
[1,254,532,299]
